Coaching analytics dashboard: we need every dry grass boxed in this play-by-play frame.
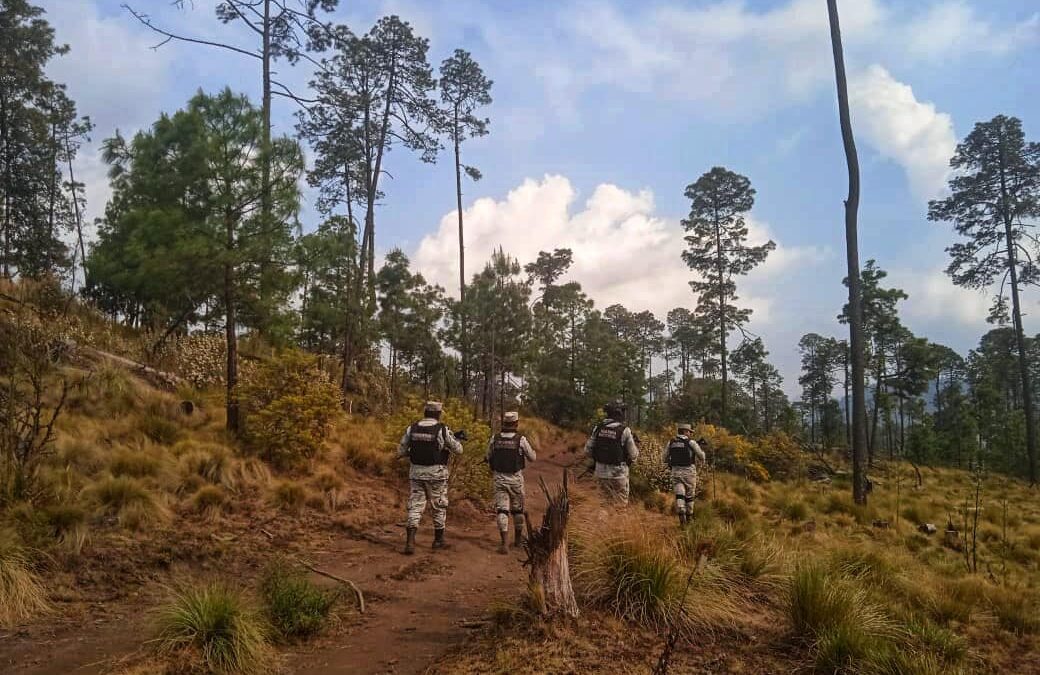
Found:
[86,475,170,530]
[0,529,49,628]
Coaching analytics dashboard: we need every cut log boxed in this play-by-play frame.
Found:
[523,471,579,618]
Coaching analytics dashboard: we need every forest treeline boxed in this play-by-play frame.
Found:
[3,0,1040,484]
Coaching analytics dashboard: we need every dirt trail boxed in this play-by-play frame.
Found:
[0,436,581,675]
[291,443,578,675]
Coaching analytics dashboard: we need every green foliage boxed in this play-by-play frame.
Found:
[260,561,337,641]
[153,582,271,674]
[240,351,343,468]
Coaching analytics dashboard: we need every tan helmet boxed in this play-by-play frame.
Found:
[677,423,693,434]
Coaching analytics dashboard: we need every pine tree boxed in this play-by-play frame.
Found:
[929,115,1040,484]
[681,167,774,428]
[439,49,492,401]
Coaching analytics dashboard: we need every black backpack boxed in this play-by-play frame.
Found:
[408,422,449,466]
[667,437,694,467]
[591,423,627,465]
[489,433,525,473]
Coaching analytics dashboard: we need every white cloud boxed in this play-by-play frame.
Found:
[40,0,173,223]
[849,65,957,201]
[414,175,828,324]
[903,1,1039,61]
[890,267,991,328]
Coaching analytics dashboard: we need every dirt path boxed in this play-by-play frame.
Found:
[0,438,580,675]
[290,444,578,675]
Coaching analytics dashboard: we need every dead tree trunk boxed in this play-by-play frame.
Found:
[523,471,579,618]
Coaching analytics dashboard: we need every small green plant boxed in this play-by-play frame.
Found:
[0,529,49,627]
[260,562,337,640]
[153,582,271,673]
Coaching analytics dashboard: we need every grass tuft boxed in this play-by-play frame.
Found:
[153,582,272,674]
[0,529,50,628]
[260,561,337,641]
[87,475,170,529]
[271,481,310,513]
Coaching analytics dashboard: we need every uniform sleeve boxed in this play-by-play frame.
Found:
[442,427,463,455]
[691,440,707,463]
[623,427,639,462]
[396,427,411,458]
[584,429,596,459]
[521,436,536,462]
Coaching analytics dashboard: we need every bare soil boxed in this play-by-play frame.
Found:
[0,440,580,675]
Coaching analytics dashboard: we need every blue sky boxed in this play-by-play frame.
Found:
[43,0,1040,394]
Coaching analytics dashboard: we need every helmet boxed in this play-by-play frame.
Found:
[604,400,627,419]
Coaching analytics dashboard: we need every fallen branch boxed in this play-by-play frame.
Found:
[295,558,365,614]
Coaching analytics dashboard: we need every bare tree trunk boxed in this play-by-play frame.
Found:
[828,0,869,505]
[453,118,470,402]
[224,212,239,435]
[998,129,1038,484]
[258,0,273,322]
[524,472,579,618]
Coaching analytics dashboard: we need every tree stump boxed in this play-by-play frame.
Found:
[523,471,579,618]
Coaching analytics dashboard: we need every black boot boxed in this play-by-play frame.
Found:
[497,530,508,554]
[513,525,525,549]
[403,527,416,555]
[433,527,449,550]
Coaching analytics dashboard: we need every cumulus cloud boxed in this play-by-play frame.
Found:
[889,267,991,328]
[849,65,957,201]
[413,175,828,324]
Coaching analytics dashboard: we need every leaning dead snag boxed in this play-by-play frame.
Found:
[522,471,579,618]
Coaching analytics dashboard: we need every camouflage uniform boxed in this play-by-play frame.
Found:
[667,435,706,515]
[486,432,537,533]
[397,417,463,529]
[584,419,639,505]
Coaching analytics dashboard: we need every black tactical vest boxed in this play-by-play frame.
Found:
[408,422,449,466]
[668,436,695,467]
[489,433,525,474]
[592,422,627,465]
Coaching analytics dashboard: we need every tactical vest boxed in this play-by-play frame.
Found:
[408,422,449,466]
[489,433,525,474]
[668,436,695,467]
[592,423,627,466]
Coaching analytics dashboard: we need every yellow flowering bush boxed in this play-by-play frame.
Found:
[240,350,343,468]
[695,423,770,483]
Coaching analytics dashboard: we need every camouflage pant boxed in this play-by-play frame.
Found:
[407,478,448,529]
[671,467,697,514]
[597,476,630,505]
[493,474,526,532]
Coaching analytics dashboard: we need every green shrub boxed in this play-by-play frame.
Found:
[240,350,343,468]
[0,529,49,628]
[260,562,337,640]
[153,583,271,673]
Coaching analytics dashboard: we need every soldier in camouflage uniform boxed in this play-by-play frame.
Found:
[666,423,706,526]
[486,411,537,554]
[584,401,640,505]
[397,401,464,555]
